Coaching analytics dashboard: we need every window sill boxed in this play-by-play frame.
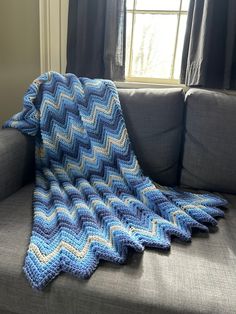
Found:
[115,80,187,90]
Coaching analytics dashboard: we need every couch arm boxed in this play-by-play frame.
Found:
[0,129,35,201]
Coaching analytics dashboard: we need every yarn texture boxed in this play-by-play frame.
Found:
[4,72,226,289]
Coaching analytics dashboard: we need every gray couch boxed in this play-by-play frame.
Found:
[0,88,236,314]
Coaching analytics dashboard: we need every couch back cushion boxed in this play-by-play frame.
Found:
[181,89,236,193]
[118,88,184,186]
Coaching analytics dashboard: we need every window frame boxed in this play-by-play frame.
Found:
[126,0,188,85]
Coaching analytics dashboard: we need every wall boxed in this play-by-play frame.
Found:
[0,0,40,125]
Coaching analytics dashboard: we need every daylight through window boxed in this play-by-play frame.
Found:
[126,0,190,84]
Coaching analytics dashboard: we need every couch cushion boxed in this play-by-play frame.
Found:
[0,184,236,314]
[181,89,236,193]
[118,88,184,186]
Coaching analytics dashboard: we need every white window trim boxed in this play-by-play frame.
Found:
[39,0,68,74]
[115,81,187,92]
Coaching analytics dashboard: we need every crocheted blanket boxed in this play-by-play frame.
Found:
[4,72,226,289]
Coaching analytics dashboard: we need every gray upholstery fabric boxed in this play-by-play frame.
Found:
[0,184,235,314]
[119,88,185,186]
[0,129,35,201]
[181,89,236,193]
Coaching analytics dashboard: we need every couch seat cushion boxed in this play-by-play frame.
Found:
[0,184,236,314]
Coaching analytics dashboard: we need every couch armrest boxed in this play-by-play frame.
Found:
[0,129,35,201]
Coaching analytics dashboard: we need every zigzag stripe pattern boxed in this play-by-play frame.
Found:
[4,72,227,289]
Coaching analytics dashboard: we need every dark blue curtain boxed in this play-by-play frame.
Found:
[66,0,126,81]
[181,0,236,89]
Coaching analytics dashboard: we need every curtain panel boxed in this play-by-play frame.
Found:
[180,0,236,89]
[66,0,126,81]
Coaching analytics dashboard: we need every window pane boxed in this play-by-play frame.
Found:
[126,0,134,10]
[129,14,178,79]
[181,0,190,11]
[125,13,133,77]
[174,15,187,80]
[136,0,181,11]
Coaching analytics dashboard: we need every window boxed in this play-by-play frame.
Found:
[126,0,190,84]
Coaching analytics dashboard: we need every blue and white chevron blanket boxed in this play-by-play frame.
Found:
[4,72,226,289]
